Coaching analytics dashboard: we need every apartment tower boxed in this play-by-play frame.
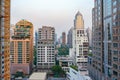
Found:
[10,20,33,74]
[89,0,105,80]
[89,0,116,80]
[37,26,55,71]
[112,0,120,79]
[0,0,10,80]
[73,11,88,70]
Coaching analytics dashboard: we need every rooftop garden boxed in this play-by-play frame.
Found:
[70,65,78,71]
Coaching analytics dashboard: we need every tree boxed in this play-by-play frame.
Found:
[14,71,24,78]
[58,45,69,56]
[70,65,78,71]
[51,65,65,77]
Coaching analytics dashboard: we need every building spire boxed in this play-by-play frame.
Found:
[74,11,84,29]
[76,11,82,16]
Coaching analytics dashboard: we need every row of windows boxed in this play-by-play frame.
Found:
[38,51,54,53]
[37,63,54,65]
[37,56,54,58]
[37,53,54,55]
[37,49,54,51]
[37,46,54,48]
[37,61,54,62]
[113,43,120,48]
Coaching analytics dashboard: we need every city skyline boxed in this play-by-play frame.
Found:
[11,0,94,37]
[2,0,120,80]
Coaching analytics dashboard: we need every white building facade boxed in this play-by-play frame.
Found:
[67,67,92,80]
[37,26,55,71]
[73,11,88,69]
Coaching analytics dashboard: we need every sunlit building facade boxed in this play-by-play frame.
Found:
[10,20,33,74]
[0,0,10,80]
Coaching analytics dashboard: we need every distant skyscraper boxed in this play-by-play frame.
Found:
[58,36,62,44]
[10,24,15,39]
[37,26,55,71]
[67,27,73,48]
[35,30,38,48]
[73,11,88,69]
[86,27,92,47]
[10,20,33,74]
[0,0,10,79]
[55,33,57,45]
[62,32,66,45]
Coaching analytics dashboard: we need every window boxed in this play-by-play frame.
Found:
[113,57,118,62]
[113,1,117,6]
[113,51,118,55]
[113,64,118,69]
[113,43,118,48]
[113,70,118,76]
[107,24,111,40]
[113,8,117,13]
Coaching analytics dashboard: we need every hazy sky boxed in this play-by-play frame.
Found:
[11,0,94,37]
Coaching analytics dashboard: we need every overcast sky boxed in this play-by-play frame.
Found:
[11,0,94,37]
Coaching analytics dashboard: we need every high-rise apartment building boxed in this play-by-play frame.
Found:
[73,11,88,70]
[10,20,33,74]
[37,26,55,71]
[103,0,112,79]
[89,0,120,80]
[67,28,73,48]
[112,0,120,79]
[0,0,10,80]
[89,0,105,80]
[62,32,66,45]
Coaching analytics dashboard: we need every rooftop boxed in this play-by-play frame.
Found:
[29,72,47,80]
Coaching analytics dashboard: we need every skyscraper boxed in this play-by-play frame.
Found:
[103,0,112,79]
[86,27,92,47]
[111,0,120,79]
[62,32,66,45]
[89,0,120,80]
[0,0,10,79]
[10,20,33,74]
[37,26,55,71]
[89,0,105,80]
[67,27,73,48]
[73,11,88,71]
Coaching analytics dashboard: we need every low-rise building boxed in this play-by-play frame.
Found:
[67,67,92,80]
[58,56,73,72]
[29,72,47,80]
